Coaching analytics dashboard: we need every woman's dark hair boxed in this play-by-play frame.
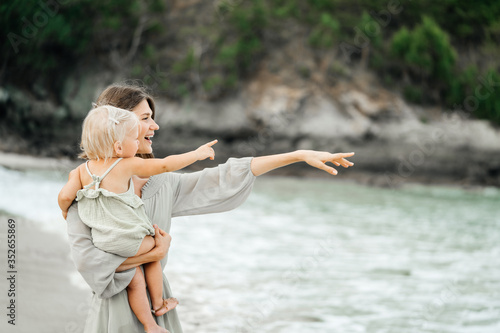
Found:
[95,82,156,159]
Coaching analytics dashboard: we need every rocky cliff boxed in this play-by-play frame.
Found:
[1,1,500,187]
[154,67,500,187]
[2,64,498,187]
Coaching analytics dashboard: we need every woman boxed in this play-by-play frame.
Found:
[66,83,354,333]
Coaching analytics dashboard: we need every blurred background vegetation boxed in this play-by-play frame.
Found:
[1,0,500,150]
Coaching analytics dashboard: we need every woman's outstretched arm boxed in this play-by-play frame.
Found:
[250,150,355,176]
[170,151,354,217]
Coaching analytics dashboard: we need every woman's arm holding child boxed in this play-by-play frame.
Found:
[58,166,82,219]
[116,225,171,272]
[130,139,218,177]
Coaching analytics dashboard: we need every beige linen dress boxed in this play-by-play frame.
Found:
[66,157,256,333]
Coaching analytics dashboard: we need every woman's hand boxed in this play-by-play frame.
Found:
[195,139,217,160]
[116,225,171,272]
[301,150,355,175]
[150,224,171,261]
[250,150,355,176]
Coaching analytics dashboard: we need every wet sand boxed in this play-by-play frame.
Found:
[0,212,90,333]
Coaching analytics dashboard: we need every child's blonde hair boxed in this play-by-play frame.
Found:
[79,105,139,160]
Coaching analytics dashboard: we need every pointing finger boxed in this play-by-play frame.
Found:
[206,139,218,147]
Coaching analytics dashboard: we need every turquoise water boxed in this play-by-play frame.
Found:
[168,177,500,333]
[0,167,499,332]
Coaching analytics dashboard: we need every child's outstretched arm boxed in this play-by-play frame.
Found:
[130,139,217,177]
[58,166,83,219]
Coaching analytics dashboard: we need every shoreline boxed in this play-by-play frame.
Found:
[0,151,81,172]
[0,150,494,190]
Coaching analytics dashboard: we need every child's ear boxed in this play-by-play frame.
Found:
[114,141,123,156]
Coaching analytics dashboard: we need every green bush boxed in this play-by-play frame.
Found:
[443,65,500,124]
[203,75,223,93]
[2,0,92,86]
[224,0,267,72]
[2,0,500,124]
[472,69,500,124]
[446,65,478,106]
[358,11,383,49]
[1,0,162,91]
[207,0,268,95]
[403,85,423,104]
[391,16,457,86]
[172,48,196,74]
[309,13,340,48]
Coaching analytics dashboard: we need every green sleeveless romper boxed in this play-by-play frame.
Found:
[76,158,155,257]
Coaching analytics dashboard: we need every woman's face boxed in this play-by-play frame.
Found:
[132,99,159,154]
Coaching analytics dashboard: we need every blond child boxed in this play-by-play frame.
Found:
[58,105,217,333]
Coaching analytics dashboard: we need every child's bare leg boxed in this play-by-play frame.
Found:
[127,267,169,333]
[145,261,178,316]
[134,235,155,257]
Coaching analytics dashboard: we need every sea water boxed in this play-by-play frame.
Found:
[0,166,499,332]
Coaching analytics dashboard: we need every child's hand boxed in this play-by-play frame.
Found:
[195,139,217,161]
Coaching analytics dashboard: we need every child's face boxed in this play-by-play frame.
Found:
[120,126,140,158]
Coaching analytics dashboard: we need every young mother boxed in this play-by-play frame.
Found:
[66,83,354,333]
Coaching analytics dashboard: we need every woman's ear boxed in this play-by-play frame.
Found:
[114,141,123,156]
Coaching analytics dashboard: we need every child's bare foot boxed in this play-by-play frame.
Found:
[152,298,179,317]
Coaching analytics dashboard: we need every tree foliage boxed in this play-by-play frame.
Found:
[391,16,457,88]
[0,0,163,91]
[1,0,500,123]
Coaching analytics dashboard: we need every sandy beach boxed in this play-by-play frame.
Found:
[0,212,90,333]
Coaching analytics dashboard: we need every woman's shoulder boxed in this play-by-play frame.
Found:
[141,172,181,200]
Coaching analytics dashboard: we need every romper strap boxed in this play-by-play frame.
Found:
[84,160,93,178]
[84,158,123,190]
[100,158,123,180]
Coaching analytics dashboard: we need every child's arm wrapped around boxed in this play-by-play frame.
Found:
[58,167,82,219]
